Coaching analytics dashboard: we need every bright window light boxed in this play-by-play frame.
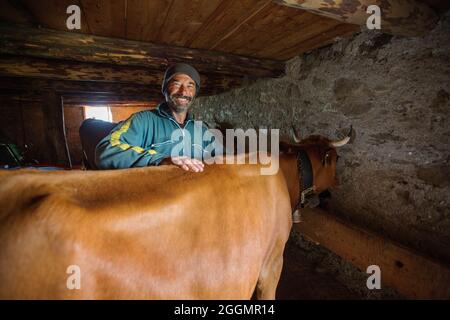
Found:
[84,106,112,122]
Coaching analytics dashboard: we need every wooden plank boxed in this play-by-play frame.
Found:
[21,0,90,33]
[155,0,223,47]
[41,90,71,167]
[214,2,320,58]
[126,0,173,42]
[258,15,341,58]
[186,0,271,49]
[233,8,320,58]
[62,94,159,105]
[0,0,36,25]
[209,1,283,54]
[0,24,285,79]
[0,55,162,85]
[424,0,450,12]
[0,100,24,146]
[20,101,51,164]
[294,208,450,299]
[0,90,43,102]
[280,23,359,58]
[80,0,126,38]
[0,77,160,96]
[275,0,438,37]
[209,0,272,51]
[0,55,246,96]
[0,89,157,105]
[63,105,84,166]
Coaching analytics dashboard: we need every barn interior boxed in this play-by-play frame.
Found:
[0,0,449,299]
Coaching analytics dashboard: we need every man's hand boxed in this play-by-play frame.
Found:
[160,156,204,172]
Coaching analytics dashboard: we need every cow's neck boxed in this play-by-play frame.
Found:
[279,153,300,211]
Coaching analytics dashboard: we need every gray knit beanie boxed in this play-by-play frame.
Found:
[161,63,201,96]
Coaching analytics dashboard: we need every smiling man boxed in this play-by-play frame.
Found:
[95,63,215,172]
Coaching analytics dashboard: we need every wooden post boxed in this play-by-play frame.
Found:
[294,208,450,299]
[41,90,71,168]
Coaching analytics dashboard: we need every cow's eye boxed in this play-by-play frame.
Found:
[324,151,334,166]
[322,152,329,166]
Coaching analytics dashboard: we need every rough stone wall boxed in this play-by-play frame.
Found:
[192,12,450,263]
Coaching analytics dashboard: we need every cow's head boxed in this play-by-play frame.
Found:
[281,127,352,206]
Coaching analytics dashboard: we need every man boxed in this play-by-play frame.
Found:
[95,63,215,172]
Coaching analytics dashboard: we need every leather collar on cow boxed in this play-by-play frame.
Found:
[296,150,314,208]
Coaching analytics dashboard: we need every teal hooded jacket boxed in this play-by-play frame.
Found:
[95,103,217,169]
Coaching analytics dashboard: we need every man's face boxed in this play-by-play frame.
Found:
[165,74,196,113]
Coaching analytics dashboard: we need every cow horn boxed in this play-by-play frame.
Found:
[291,126,301,143]
[330,126,353,148]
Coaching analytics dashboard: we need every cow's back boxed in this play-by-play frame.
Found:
[0,163,292,299]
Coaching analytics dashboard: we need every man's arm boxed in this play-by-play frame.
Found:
[95,112,165,169]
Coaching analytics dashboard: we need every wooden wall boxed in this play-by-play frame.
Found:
[0,97,51,165]
[0,90,155,168]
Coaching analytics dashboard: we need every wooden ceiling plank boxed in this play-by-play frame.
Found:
[213,1,279,54]
[80,0,126,38]
[424,0,450,12]
[154,0,175,43]
[210,0,272,50]
[21,0,90,33]
[258,17,341,58]
[188,0,270,50]
[0,0,37,25]
[215,2,319,57]
[235,10,321,58]
[183,0,229,48]
[155,0,223,47]
[278,23,359,59]
[126,0,173,42]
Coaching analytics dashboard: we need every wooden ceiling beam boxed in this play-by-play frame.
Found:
[62,94,159,106]
[0,53,246,96]
[0,23,284,79]
[274,0,438,37]
[0,55,162,84]
[0,77,159,96]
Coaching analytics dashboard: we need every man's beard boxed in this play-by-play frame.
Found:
[167,93,194,113]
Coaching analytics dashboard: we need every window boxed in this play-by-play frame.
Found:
[84,106,112,122]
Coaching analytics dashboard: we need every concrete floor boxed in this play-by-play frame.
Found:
[276,240,360,299]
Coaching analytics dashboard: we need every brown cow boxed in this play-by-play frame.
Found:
[0,131,350,299]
